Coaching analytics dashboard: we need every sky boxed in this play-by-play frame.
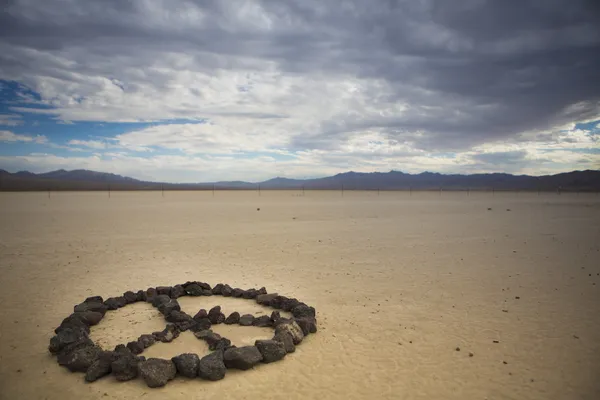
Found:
[0,0,599,183]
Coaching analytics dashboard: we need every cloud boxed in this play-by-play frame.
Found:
[0,130,47,143]
[67,139,107,150]
[0,0,599,179]
[0,114,24,126]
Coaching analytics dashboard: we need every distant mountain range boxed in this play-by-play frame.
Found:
[0,168,599,191]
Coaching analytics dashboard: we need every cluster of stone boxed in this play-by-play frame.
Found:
[48,282,317,387]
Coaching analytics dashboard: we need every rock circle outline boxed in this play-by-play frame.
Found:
[49,282,317,387]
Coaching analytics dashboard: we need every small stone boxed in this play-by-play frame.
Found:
[223,346,263,370]
[515,296,520,299]
[57,344,102,372]
[455,347,460,351]
[503,361,508,364]
[275,320,304,345]
[49,327,89,354]
[138,334,156,348]
[138,358,176,388]
[273,332,295,353]
[225,312,240,325]
[194,309,208,320]
[172,353,200,378]
[156,286,172,296]
[257,287,267,295]
[136,290,145,301]
[493,340,500,343]
[469,352,474,357]
[123,291,138,304]
[211,283,224,295]
[221,284,233,297]
[256,293,279,306]
[157,299,181,315]
[198,351,226,381]
[85,351,114,382]
[152,324,180,343]
[239,314,255,326]
[291,304,316,318]
[253,315,272,327]
[171,285,185,299]
[255,340,286,363]
[231,288,244,298]
[208,306,225,324]
[126,340,144,355]
[185,283,203,296]
[104,297,127,310]
[144,288,157,302]
[295,317,317,335]
[74,301,107,316]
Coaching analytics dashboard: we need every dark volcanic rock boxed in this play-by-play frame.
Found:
[76,311,104,326]
[255,340,286,363]
[74,300,107,316]
[136,290,145,302]
[152,294,171,307]
[239,314,255,326]
[208,306,225,324]
[275,320,304,345]
[138,334,156,348]
[163,309,188,324]
[55,316,91,335]
[252,315,272,327]
[273,331,295,353]
[156,286,172,296]
[269,295,286,309]
[85,351,114,382]
[256,293,278,306]
[138,358,176,388]
[193,309,208,320]
[172,353,200,378]
[224,312,240,325]
[57,343,102,372]
[194,330,228,350]
[127,340,145,355]
[242,289,258,299]
[258,287,267,295]
[202,289,213,296]
[270,311,281,324]
[231,288,244,298]
[281,298,301,312]
[223,346,263,370]
[221,284,233,297]
[211,283,224,295]
[171,285,185,299]
[198,282,212,291]
[185,283,203,296]
[123,291,138,304]
[144,287,157,302]
[104,296,127,310]
[49,327,89,354]
[191,318,212,331]
[152,324,180,343]
[158,299,181,316]
[85,296,104,303]
[111,352,143,381]
[291,304,316,318]
[295,317,318,335]
[198,351,226,381]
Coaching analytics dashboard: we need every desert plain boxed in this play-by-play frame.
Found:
[0,190,599,400]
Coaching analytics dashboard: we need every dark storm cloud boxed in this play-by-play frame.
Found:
[1,0,599,152]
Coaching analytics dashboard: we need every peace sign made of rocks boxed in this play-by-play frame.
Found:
[49,282,317,388]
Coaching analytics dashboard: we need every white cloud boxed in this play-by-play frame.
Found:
[0,130,48,144]
[67,139,107,149]
[0,114,24,126]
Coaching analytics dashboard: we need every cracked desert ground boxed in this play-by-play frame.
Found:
[0,190,599,400]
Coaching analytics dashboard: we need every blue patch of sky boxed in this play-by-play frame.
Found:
[1,80,206,154]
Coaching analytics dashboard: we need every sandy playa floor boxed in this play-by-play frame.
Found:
[0,190,599,400]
